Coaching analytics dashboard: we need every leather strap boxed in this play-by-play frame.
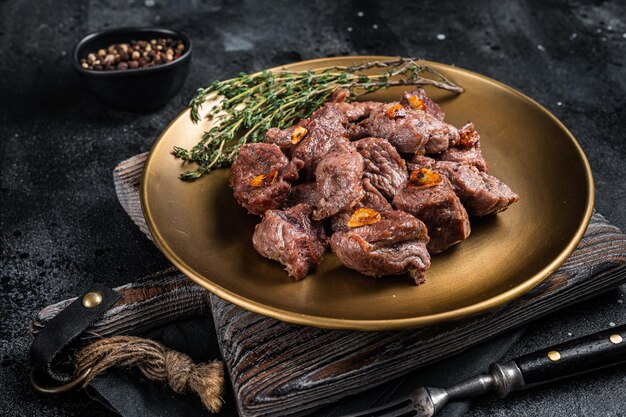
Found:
[30,284,120,381]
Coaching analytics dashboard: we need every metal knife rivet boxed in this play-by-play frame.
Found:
[547,350,561,361]
[609,334,623,344]
[82,291,103,308]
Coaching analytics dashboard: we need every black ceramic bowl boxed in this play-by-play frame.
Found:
[72,27,192,113]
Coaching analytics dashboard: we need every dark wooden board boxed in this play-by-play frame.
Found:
[111,153,626,417]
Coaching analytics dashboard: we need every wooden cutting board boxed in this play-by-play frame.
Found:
[113,153,626,417]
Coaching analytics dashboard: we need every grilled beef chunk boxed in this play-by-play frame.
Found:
[284,182,321,209]
[265,104,350,176]
[291,105,351,178]
[313,143,365,220]
[331,178,392,232]
[330,101,386,123]
[330,210,431,283]
[432,161,519,216]
[350,105,460,154]
[439,122,488,172]
[252,204,327,280]
[407,155,519,217]
[229,143,303,215]
[392,175,471,254]
[355,137,408,199]
[265,125,299,152]
[328,88,386,121]
[400,89,445,121]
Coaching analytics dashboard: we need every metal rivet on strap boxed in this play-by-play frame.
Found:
[547,350,561,361]
[610,334,623,344]
[82,292,103,308]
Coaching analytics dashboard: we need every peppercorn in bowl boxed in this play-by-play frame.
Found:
[72,27,192,113]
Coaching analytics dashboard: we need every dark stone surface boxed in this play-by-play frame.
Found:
[1,0,625,416]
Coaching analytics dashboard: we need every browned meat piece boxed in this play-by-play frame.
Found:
[439,122,488,172]
[330,210,431,283]
[291,104,351,178]
[328,87,386,121]
[265,103,349,170]
[229,143,303,215]
[433,161,519,216]
[330,101,386,122]
[284,182,321,209]
[351,104,460,154]
[265,125,299,152]
[400,89,445,121]
[355,137,408,199]
[313,143,365,220]
[407,155,519,217]
[392,170,471,253]
[252,204,327,280]
[331,178,392,232]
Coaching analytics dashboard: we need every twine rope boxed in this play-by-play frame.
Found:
[73,335,224,413]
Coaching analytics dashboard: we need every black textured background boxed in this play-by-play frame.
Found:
[1,0,625,416]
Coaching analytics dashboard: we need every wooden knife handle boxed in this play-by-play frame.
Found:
[512,324,626,387]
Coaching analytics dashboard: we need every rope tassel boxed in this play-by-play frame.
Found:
[74,336,225,413]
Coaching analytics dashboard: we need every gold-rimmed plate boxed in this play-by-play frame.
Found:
[141,56,593,330]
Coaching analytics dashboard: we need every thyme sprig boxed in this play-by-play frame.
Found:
[172,58,463,180]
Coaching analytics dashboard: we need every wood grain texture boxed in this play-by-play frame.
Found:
[113,152,153,240]
[42,153,624,417]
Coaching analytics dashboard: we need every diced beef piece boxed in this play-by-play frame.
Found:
[355,137,408,199]
[330,101,387,123]
[400,89,445,121]
[392,173,471,254]
[407,155,519,217]
[265,103,350,172]
[331,178,392,233]
[350,105,460,154]
[328,88,387,121]
[229,143,303,215]
[291,104,351,178]
[252,204,327,280]
[313,143,365,220]
[330,210,431,283]
[439,122,488,172]
[265,125,299,152]
[433,161,519,216]
[284,182,321,209]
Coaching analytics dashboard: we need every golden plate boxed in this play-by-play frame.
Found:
[141,56,593,330]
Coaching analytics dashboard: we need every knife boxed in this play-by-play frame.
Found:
[344,323,626,417]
